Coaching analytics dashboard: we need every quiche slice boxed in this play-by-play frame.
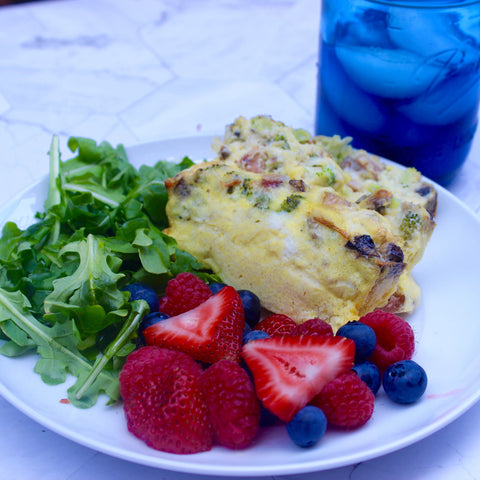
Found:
[163,116,436,331]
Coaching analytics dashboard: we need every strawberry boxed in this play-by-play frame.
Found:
[241,335,355,423]
[144,285,245,364]
[200,360,260,449]
[254,314,296,337]
[119,346,213,454]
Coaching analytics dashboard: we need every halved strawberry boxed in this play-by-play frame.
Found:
[241,335,355,423]
[144,286,245,364]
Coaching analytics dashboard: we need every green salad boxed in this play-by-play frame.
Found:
[0,136,219,408]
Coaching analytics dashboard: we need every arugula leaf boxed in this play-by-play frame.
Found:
[0,288,119,407]
[44,234,124,317]
[44,136,62,218]
[67,137,129,167]
[0,136,218,407]
[74,299,148,402]
[132,227,177,275]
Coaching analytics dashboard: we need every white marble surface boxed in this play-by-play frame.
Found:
[0,0,479,479]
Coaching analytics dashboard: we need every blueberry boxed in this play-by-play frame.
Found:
[383,360,428,404]
[243,330,269,345]
[136,312,169,347]
[209,282,227,294]
[352,361,381,395]
[243,322,252,338]
[286,406,327,448]
[238,289,262,328]
[240,330,269,378]
[139,311,170,332]
[336,320,376,362]
[123,283,159,313]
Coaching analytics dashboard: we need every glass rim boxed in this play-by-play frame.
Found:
[364,0,480,7]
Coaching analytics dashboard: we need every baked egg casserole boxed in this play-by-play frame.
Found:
[163,116,437,331]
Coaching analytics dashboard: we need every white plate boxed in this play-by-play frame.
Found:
[0,136,480,476]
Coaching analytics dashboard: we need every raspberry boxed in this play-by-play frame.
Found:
[360,311,415,372]
[119,346,213,454]
[200,359,260,449]
[290,318,333,337]
[158,272,212,317]
[310,371,375,428]
[254,314,296,337]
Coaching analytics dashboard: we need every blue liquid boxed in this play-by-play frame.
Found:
[315,6,480,185]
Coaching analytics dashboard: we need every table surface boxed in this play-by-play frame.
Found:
[1,1,479,479]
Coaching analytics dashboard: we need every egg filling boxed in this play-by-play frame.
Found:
[163,116,436,331]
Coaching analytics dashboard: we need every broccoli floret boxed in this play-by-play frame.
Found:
[241,178,253,196]
[315,135,353,163]
[316,166,336,186]
[400,167,421,187]
[254,194,270,210]
[293,128,311,144]
[272,134,290,150]
[401,212,421,239]
[280,194,303,212]
[251,115,278,131]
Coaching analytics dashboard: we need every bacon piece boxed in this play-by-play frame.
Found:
[261,175,284,188]
[238,150,267,173]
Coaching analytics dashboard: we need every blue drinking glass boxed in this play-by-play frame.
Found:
[315,0,480,185]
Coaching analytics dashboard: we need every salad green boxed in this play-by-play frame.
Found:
[0,136,219,408]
